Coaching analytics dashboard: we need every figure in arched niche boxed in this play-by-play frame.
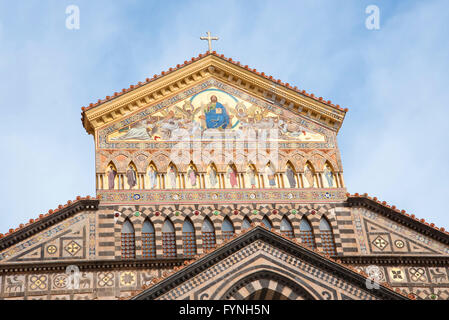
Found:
[107,164,117,190]
[227,163,238,188]
[126,164,137,189]
[167,164,178,189]
[147,164,157,189]
[246,164,257,189]
[265,162,276,188]
[187,164,198,187]
[207,163,218,188]
[285,163,296,188]
[323,162,336,188]
[304,163,315,188]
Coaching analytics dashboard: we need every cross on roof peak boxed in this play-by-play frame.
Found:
[200,31,219,52]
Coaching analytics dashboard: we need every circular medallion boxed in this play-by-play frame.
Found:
[47,245,57,255]
[394,240,405,248]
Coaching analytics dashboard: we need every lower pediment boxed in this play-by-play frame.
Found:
[132,227,407,300]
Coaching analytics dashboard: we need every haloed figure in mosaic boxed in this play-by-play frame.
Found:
[108,165,117,190]
[126,166,137,189]
[227,164,238,188]
[188,165,198,187]
[208,165,218,188]
[265,162,276,188]
[246,165,257,188]
[148,166,157,189]
[324,164,335,187]
[167,165,177,189]
[304,164,315,188]
[202,95,230,129]
[285,164,296,188]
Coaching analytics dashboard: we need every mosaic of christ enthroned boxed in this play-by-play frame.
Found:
[107,88,326,142]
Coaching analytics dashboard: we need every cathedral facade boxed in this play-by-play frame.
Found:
[1,52,448,300]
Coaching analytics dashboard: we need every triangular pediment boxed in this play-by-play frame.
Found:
[82,53,346,138]
[131,227,407,300]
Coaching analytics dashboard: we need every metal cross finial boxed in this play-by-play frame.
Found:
[200,31,219,52]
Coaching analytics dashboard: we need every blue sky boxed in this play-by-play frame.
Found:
[0,0,448,233]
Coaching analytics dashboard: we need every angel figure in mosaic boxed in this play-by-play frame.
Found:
[174,101,202,123]
[107,165,117,190]
[265,162,276,188]
[167,165,177,189]
[148,165,157,189]
[126,166,137,189]
[207,165,218,188]
[324,163,335,187]
[246,165,257,188]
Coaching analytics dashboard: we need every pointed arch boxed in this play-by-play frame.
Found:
[182,217,197,257]
[142,219,156,258]
[162,218,176,257]
[261,216,272,230]
[206,162,219,188]
[303,161,316,188]
[280,216,294,239]
[121,219,135,259]
[106,161,118,190]
[222,216,235,241]
[319,217,336,256]
[166,162,179,189]
[242,216,252,230]
[299,217,316,249]
[146,161,159,190]
[322,161,336,188]
[202,217,216,251]
[126,161,138,189]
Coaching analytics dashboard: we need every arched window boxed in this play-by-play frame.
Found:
[162,219,176,258]
[300,218,316,249]
[121,219,135,259]
[261,216,272,230]
[242,217,252,230]
[320,217,337,256]
[222,217,235,241]
[280,217,294,238]
[182,218,197,257]
[202,218,216,251]
[142,220,156,259]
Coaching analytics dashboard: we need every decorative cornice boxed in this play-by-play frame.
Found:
[0,197,99,251]
[82,52,347,136]
[339,255,449,266]
[0,258,185,274]
[130,225,409,300]
[347,194,449,245]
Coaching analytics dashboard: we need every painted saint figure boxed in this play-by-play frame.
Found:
[285,165,296,188]
[304,164,315,188]
[167,165,177,189]
[126,166,137,189]
[208,166,218,188]
[148,166,157,189]
[227,165,238,188]
[246,165,257,188]
[107,165,117,190]
[324,164,334,187]
[203,95,230,129]
[188,165,198,187]
[265,163,276,188]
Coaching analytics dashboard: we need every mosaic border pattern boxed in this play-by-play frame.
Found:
[97,188,347,205]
